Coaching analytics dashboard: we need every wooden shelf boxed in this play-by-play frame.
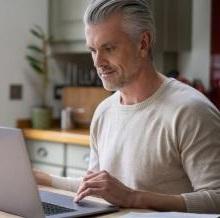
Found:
[22,128,90,146]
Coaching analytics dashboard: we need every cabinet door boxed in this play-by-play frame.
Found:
[152,0,165,51]
[66,144,90,170]
[163,0,178,51]
[176,0,192,51]
[152,0,192,52]
[26,140,65,166]
[49,0,90,41]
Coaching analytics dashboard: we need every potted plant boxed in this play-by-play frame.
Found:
[26,25,52,129]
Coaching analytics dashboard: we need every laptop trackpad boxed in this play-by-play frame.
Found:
[39,190,119,217]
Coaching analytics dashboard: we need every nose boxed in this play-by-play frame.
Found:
[93,52,107,68]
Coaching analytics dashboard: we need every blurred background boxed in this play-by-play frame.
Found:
[0,0,219,128]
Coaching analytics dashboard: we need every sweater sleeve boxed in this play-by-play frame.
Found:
[51,175,82,192]
[50,104,103,192]
[176,100,220,213]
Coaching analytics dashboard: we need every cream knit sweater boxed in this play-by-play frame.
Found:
[52,78,220,213]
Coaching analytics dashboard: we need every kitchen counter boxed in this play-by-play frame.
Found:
[22,128,90,146]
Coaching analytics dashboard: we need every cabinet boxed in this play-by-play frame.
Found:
[49,0,90,53]
[26,140,90,178]
[152,0,192,52]
[66,144,90,178]
[49,0,191,53]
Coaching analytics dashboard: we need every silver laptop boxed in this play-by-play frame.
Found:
[0,127,119,218]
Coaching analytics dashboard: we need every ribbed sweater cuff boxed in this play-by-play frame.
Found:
[51,175,82,193]
[181,191,215,213]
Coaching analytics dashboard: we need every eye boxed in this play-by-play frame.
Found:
[89,47,96,54]
[105,46,115,53]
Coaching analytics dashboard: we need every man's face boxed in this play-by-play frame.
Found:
[85,14,145,91]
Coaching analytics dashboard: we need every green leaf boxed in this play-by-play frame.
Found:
[29,62,44,74]
[34,25,45,38]
[27,45,43,53]
[30,29,44,39]
[26,55,41,65]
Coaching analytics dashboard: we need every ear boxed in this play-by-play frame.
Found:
[139,32,151,58]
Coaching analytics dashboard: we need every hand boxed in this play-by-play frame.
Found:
[75,170,186,211]
[33,169,52,186]
[74,170,134,207]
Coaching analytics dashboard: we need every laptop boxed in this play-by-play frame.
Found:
[0,127,119,218]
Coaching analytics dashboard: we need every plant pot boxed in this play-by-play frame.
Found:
[31,106,52,129]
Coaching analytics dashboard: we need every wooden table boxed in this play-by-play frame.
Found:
[0,186,153,218]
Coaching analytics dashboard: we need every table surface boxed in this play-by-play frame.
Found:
[0,186,153,218]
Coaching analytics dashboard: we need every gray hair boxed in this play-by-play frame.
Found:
[84,0,155,49]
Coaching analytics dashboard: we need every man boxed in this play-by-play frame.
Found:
[36,0,220,213]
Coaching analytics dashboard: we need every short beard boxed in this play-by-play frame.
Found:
[101,79,122,92]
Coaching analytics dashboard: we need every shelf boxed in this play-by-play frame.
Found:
[22,128,90,146]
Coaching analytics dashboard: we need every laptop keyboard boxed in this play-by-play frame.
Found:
[42,202,76,216]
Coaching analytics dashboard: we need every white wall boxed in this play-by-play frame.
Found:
[178,0,211,89]
[0,0,62,127]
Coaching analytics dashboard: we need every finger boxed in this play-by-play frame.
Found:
[75,187,104,202]
[82,170,95,181]
[83,170,109,181]
[76,180,104,196]
[77,171,110,196]
[83,171,100,181]
[86,170,94,175]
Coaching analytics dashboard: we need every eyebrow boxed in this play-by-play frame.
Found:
[87,42,117,51]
